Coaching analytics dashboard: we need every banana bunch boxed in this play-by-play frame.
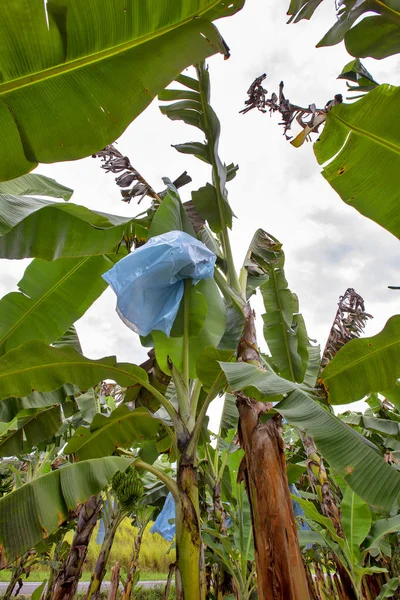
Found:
[112,466,144,512]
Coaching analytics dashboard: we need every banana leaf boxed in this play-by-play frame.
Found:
[314,85,400,240]
[0,342,150,402]
[220,361,400,511]
[0,255,116,355]
[0,406,62,457]
[0,0,244,181]
[64,405,161,461]
[0,456,131,565]
[0,194,145,259]
[0,173,72,200]
[319,315,400,404]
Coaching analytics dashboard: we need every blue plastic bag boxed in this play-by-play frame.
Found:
[150,492,176,542]
[102,230,216,337]
[289,483,310,531]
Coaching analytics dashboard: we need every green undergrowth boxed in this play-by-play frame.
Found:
[0,589,175,600]
[83,519,175,573]
[0,519,174,583]
[0,570,168,583]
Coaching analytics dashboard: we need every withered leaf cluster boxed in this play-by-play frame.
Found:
[241,73,342,141]
[321,288,372,369]
[93,144,159,204]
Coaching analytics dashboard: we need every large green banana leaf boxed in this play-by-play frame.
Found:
[0,456,131,566]
[153,279,226,378]
[0,173,73,200]
[314,85,400,239]
[341,486,372,557]
[0,255,116,355]
[0,194,146,259]
[365,514,400,552]
[0,341,152,402]
[287,0,400,60]
[258,238,309,383]
[64,405,161,461]
[0,406,62,457]
[319,315,400,405]
[0,0,244,182]
[220,361,400,511]
[0,386,77,422]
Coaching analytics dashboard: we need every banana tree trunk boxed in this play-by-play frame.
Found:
[84,509,124,600]
[175,462,205,600]
[121,519,147,600]
[52,496,102,600]
[237,397,310,599]
[237,304,309,600]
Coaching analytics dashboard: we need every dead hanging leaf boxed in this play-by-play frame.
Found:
[93,144,159,204]
[321,288,372,369]
[241,74,342,144]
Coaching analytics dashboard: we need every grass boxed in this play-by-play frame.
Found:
[0,571,168,583]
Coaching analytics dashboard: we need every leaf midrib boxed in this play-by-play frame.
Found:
[0,407,53,450]
[0,3,222,96]
[0,358,148,400]
[0,257,94,349]
[321,325,400,380]
[73,410,155,457]
[330,110,400,157]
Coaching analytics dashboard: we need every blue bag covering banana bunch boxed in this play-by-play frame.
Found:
[103,230,216,337]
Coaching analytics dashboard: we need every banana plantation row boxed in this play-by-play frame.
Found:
[0,2,399,599]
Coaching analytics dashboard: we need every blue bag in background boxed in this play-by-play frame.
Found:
[102,230,216,337]
[150,492,176,542]
[289,483,311,531]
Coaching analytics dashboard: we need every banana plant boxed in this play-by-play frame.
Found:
[199,426,256,600]
[158,62,310,599]
[203,483,256,600]
[2,60,400,600]
[296,486,400,600]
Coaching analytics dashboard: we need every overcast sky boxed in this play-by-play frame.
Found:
[1,1,399,428]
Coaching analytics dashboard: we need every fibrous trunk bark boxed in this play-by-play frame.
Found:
[175,462,204,600]
[237,397,310,599]
[52,496,102,600]
[236,303,309,600]
[84,509,123,600]
[121,520,147,600]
